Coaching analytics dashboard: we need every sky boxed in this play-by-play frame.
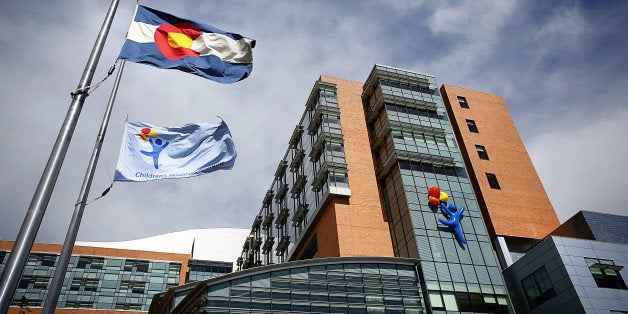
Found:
[0,0,626,244]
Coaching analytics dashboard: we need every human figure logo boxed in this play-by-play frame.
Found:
[428,186,467,244]
[438,203,466,244]
[138,128,169,169]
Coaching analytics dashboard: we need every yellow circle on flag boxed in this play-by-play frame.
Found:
[167,32,194,49]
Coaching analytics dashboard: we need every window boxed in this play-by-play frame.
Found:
[77,259,89,269]
[40,255,56,267]
[115,303,142,310]
[429,291,507,312]
[77,256,104,269]
[466,119,479,133]
[457,96,469,109]
[34,277,48,289]
[325,140,345,163]
[329,169,349,188]
[71,278,100,292]
[585,258,627,290]
[18,276,49,290]
[486,173,501,189]
[521,266,556,308]
[475,145,489,160]
[124,259,149,272]
[136,262,149,272]
[18,277,33,289]
[27,253,57,267]
[14,297,40,307]
[119,280,146,294]
[168,263,181,276]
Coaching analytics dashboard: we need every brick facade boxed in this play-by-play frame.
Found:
[440,85,559,239]
[294,76,394,259]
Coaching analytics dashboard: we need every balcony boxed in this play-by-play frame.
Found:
[262,212,274,230]
[290,149,306,172]
[292,204,309,227]
[289,125,303,149]
[252,237,262,251]
[305,81,337,111]
[262,190,274,208]
[307,102,340,135]
[274,184,288,203]
[309,131,343,162]
[275,236,291,255]
[312,161,346,192]
[371,118,445,150]
[365,87,439,124]
[290,175,307,198]
[252,216,262,232]
[275,207,289,227]
[262,237,275,254]
[274,160,287,179]
[376,150,455,180]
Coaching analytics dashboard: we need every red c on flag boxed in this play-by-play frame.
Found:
[154,22,203,60]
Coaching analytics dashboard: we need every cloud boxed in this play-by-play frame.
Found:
[375,0,426,13]
[532,5,588,54]
[527,106,628,222]
[423,0,517,76]
[427,0,515,36]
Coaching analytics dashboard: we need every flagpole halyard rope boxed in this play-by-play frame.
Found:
[70,61,117,98]
[75,180,115,207]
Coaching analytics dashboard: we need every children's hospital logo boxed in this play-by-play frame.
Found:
[138,127,169,169]
[428,186,467,245]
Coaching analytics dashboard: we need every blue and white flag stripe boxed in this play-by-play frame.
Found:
[114,120,237,182]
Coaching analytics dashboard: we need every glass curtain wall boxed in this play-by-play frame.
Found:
[362,65,509,313]
[158,257,424,313]
[0,251,181,311]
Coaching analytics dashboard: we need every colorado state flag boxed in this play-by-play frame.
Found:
[114,119,237,182]
[118,5,255,83]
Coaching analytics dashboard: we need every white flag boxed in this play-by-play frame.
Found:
[115,119,236,182]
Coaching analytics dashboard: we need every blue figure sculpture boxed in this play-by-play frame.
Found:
[439,202,467,244]
[141,138,169,169]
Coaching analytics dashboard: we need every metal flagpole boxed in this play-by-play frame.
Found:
[42,60,126,314]
[0,0,121,311]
